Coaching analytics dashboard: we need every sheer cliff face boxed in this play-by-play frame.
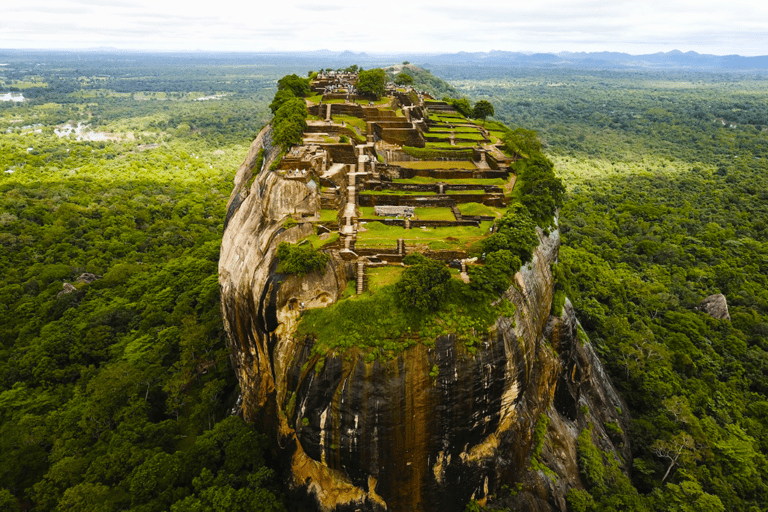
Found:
[219,127,631,512]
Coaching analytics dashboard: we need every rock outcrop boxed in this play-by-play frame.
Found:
[699,293,730,321]
[219,126,631,512]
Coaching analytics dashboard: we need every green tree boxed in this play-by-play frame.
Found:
[271,98,307,149]
[449,98,473,118]
[269,89,297,114]
[356,68,386,98]
[275,242,329,276]
[394,72,414,86]
[276,74,310,97]
[502,127,542,158]
[516,155,565,222]
[472,100,494,122]
[395,258,451,312]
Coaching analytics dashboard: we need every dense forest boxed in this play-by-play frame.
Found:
[1,52,767,511]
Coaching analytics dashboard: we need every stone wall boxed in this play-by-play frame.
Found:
[371,125,425,147]
[323,144,357,165]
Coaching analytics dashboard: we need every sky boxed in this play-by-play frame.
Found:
[1,0,766,56]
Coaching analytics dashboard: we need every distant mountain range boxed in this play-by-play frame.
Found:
[256,49,768,70]
[3,48,767,70]
[417,50,768,69]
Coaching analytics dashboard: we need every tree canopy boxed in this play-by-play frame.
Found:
[356,68,387,98]
[395,256,451,312]
[276,74,311,97]
[275,242,329,276]
[394,72,414,86]
[502,127,543,158]
[473,100,495,121]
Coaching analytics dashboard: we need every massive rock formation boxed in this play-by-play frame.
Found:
[219,125,631,511]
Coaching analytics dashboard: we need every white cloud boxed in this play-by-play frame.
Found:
[0,0,765,55]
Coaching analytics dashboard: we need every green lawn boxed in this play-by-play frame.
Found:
[457,202,505,217]
[356,221,493,251]
[413,207,456,220]
[360,205,453,218]
[359,189,437,196]
[333,114,367,132]
[318,209,339,222]
[367,266,404,289]
[446,189,484,195]
[426,141,477,149]
[395,176,506,185]
[302,232,340,249]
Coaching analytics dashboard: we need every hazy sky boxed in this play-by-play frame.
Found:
[2,0,766,56]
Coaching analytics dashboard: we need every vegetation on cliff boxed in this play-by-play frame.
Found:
[276,242,329,276]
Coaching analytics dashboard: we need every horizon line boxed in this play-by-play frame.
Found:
[1,48,767,59]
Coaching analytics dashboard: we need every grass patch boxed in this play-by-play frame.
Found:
[394,176,504,186]
[358,206,378,218]
[359,189,436,196]
[458,202,505,217]
[367,266,403,289]
[296,279,518,356]
[446,189,484,195]
[333,115,366,132]
[301,232,340,249]
[318,209,339,222]
[426,141,476,149]
[453,133,487,141]
[429,127,482,134]
[340,279,356,300]
[400,147,473,162]
[414,207,456,220]
[356,221,492,249]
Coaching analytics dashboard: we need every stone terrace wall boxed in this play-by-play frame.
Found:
[304,124,360,140]
[373,126,425,147]
[324,144,358,165]
[388,167,510,180]
[308,103,367,119]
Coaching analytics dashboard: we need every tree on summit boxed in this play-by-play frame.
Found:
[277,74,311,97]
[356,68,387,98]
[395,257,451,312]
[473,100,495,123]
[394,72,414,86]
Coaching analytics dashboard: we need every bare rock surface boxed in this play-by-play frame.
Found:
[76,272,100,284]
[699,293,730,321]
[57,282,77,297]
